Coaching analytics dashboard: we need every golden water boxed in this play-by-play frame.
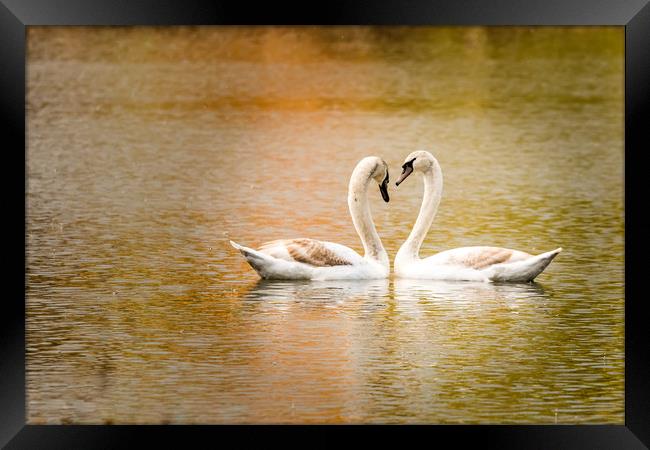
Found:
[26,26,624,424]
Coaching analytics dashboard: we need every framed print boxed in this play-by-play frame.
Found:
[3,0,649,447]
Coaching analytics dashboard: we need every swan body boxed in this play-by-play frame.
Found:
[231,156,390,280]
[394,150,561,282]
[396,245,562,282]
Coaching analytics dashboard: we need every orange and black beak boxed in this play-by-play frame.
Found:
[379,171,390,202]
[395,158,416,186]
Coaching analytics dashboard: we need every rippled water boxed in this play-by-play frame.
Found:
[26,26,624,424]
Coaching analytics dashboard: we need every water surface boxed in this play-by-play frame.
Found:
[26,26,624,424]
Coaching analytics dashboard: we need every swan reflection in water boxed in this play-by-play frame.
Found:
[241,278,390,305]
[390,278,554,374]
[237,277,548,317]
[220,277,566,424]
[392,277,549,318]
[394,278,547,303]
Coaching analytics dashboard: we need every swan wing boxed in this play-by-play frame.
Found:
[258,239,364,267]
[419,246,561,282]
[423,246,532,269]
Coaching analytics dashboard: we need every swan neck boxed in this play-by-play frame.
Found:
[397,165,443,262]
[348,166,388,269]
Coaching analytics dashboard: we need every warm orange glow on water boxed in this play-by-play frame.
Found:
[27,26,623,424]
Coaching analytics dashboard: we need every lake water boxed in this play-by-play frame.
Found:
[26,26,624,424]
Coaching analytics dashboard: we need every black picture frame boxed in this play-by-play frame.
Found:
[3,0,648,448]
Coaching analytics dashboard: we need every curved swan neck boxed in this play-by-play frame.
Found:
[396,161,443,263]
[347,162,389,268]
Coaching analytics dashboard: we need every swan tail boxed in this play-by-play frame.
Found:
[527,247,562,280]
[230,240,275,278]
[230,240,310,279]
[489,247,562,282]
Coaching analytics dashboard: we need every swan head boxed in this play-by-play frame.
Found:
[350,156,390,202]
[395,150,436,186]
[373,158,391,203]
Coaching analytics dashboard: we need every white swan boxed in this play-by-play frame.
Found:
[394,150,562,282]
[230,156,391,280]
